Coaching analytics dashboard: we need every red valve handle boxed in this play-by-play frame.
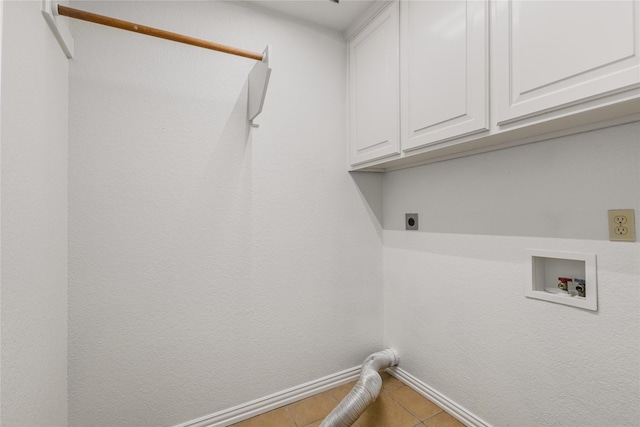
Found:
[558,277,573,284]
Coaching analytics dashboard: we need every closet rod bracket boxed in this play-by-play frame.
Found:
[42,0,74,58]
[248,45,272,124]
[43,1,272,124]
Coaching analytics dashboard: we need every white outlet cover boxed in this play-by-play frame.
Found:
[526,249,597,311]
[42,0,74,58]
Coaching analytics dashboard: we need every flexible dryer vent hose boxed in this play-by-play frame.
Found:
[320,349,400,427]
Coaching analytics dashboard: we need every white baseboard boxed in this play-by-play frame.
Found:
[387,367,492,427]
[174,364,491,427]
[174,366,360,427]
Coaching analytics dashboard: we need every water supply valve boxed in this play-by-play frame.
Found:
[574,279,586,297]
[557,277,572,291]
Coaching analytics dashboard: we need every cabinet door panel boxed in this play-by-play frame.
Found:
[349,2,400,166]
[495,0,640,124]
[401,0,489,151]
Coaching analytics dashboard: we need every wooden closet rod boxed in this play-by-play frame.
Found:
[57,4,264,61]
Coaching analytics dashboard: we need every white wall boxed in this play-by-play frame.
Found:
[383,122,640,426]
[67,2,383,426]
[0,2,3,422]
[1,1,69,425]
[0,2,3,420]
[14,2,633,426]
[383,123,640,240]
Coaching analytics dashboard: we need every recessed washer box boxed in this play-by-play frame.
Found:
[526,249,597,311]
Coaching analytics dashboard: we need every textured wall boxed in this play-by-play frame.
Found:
[383,123,640,426]
[1,1,69,425]
[384,123,640,240]
[68,2,383,426]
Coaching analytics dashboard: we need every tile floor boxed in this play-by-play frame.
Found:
[231,372,465,427]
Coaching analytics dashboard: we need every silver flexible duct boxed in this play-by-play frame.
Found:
[320,349,400,427]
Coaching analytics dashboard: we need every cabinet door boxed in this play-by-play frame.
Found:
[349,2,400,166]
[494,0,640,125]
[401,0,489,152]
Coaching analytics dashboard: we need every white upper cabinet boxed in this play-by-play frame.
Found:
[349,2,400,166]
[401,0,489,151]
[494,0,640,125]
[347,0,639,171]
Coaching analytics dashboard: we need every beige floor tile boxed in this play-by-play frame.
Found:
[380,371,405,392]
[330,380,357,401]
[356,393,421,427]
[233,407,296,427]
[388,386,443,421]
[233,373,458,427]
[287,390,338,426]
[424,411,465,427]
[300,415,363,427]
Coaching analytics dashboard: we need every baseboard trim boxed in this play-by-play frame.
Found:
[174,366,360,427]
[387,367,492,427]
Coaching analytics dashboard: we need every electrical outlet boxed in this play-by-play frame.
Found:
[405,213,419,231]
[608,209,635,242]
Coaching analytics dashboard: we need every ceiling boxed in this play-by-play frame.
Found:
[246,0,378,32]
